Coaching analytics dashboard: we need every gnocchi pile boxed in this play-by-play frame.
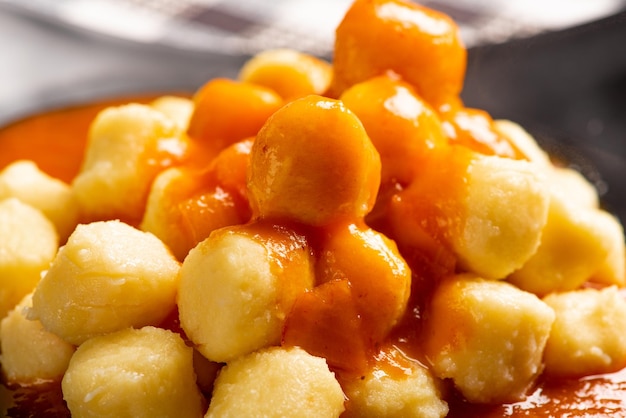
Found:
[1,0,626,417]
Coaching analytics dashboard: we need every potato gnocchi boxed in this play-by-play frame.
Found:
[1,293,74,383]
[0,0,625,417]
[62,326,204,418]
[30,220,180,346]
[0,197,58,319]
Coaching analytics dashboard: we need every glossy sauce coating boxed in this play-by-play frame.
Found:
[187,78,283,159]
[248,95,381,227]
[142,140,253,260]
[329,0,466,105]
[339,74,448,188]
[439,102,525,159]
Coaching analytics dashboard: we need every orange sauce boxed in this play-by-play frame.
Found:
[0,94,180,182]
[447,368,626,417]
[2,97,626,417]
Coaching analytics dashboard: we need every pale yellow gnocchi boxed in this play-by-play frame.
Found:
[30,220,179,345]
[72,104,188,224]
[455,154,550,279]
[149,95,194,131]
[62,326,204,418]
[1,293,74,383]
[543,286,626,377]
[0,197,58,319]
[422,275,555,404]
[494,120,552,167]
[178,223,314,363]
[508,193,617,295]
[0,160,79,240]
[341,347,448,418]
[206,346,345,418]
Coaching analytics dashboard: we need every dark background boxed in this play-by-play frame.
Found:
[462,11,626,223]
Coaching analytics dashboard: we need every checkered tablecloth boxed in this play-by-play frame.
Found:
[1,0,624,57]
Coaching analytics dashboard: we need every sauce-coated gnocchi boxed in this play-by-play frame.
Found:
[1,0,625,417]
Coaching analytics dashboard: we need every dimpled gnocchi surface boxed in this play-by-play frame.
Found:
[62,326,204,418]
[1,0,626,417]
[206,346,345,418]
[30,220,180,346]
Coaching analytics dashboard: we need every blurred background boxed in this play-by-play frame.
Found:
[0,0,625,220]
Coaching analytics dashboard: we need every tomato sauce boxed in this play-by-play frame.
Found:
[2,97,626,417]
[448,368,626,417]
[0,95,177,182]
